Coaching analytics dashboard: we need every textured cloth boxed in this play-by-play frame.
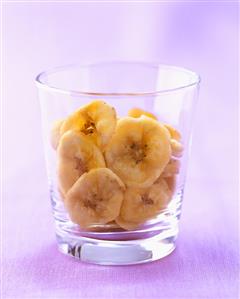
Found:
[3,176,239,299]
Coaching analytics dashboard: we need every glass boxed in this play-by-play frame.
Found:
[35,62,200,265]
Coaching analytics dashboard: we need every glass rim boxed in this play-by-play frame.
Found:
[35,61,201,97]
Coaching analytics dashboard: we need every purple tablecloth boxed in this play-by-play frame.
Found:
[3,160,239,298]
[2,3,239,299]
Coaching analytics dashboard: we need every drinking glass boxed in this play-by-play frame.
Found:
[36,62,200,265]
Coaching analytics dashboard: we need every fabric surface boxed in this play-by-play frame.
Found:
[2,2,239,299]
[3,175,239,299]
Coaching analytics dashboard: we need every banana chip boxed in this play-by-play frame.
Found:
[50,119,64,150]
[65,168,125,229]
[128,108,158,120]
[116,178,171,230]
[60,100,117,150]
[57,130,105,195]
[105,116,171,188]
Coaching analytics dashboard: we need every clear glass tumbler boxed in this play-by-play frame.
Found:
[36,62,200,265]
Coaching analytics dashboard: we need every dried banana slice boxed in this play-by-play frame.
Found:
[128,109,183,157]
[164,175,177,198]
[162,158,180,177]
[164,124,184,157]
[65,168,125,229]
[164,124,181,141]
[57,130,105,195]
[170,139,184,157]
[128,108,158,120]
[50,119,64,150]
[105,116,171,187]
[116,178,171,230]
[60,100,117,150]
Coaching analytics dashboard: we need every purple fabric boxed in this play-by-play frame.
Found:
[3,3,239,299]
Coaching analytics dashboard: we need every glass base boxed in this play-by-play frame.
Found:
[52,185,182,265]
[56,224,178,265]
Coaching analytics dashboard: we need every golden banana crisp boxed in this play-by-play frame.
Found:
[105,116,171,188]
[164,124,181,141]
[128,107,158,120]
[127,108,183,158]
[164,175,177,198]
[116,178,172,230]
[170,139,184,157]
[163,124,183,157]
[60,100,117,150]
[162,158,180,177]
[65,168,125,228]
[51,102,184,231]
[50,119,64,150]
[128,108,181,142]
[57,130,105,195]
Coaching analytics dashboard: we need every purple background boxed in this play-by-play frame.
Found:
[2,2,239,299]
